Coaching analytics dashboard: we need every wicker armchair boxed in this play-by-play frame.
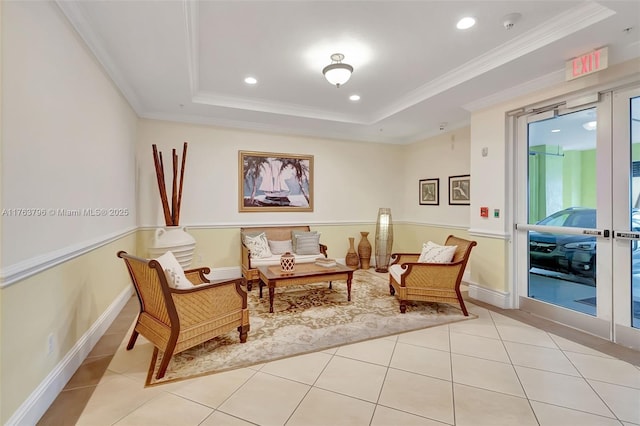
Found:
[388,235,477,315]
[117,251,250,379]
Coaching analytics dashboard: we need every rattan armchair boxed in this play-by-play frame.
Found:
[117,251,250,379]
[388,235,477,315]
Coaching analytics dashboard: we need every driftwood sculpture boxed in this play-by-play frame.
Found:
[152,142,188,226]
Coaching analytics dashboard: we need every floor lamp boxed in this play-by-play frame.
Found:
[375,208,393,272]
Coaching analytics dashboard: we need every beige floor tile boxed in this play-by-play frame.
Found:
[200,411,255,425]
[397,325,450,352]
[75,372,161,426]
[107,340,154,380]
[489,311,535,327]
[370,405,445,426]
[564,351,640,389]
[503,341,580,376]
[113,392,213,425]
[531,401,623,426]
[449,318,501,340]
[451,354,525,397]
[453,383,537,426]
[217,372,309,425]
[378,368,454,424]
[260,351,333,384]
[450,332,510,363]
[287,387,376,426]
[495,324,558,348]
[168,367,257,408]
[549,334,615,359]
[314,356,387,402]
[390,342,452,380]
[589,379,640,424]
[515,365,615,418]
[334,336,396,366]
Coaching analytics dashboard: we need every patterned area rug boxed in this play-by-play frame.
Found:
[146,269,475,386]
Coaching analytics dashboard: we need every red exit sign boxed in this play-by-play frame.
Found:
[566,47,608,81]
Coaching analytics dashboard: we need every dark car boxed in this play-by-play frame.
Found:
[529,207,640,280]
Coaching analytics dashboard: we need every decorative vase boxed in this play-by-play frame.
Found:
[280,252,295,273]
[357,231,372,269]
[345,237,359,269]
[148,226,196,268]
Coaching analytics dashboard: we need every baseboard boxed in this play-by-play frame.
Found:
[6,286,133,426]
[468,283,513,309]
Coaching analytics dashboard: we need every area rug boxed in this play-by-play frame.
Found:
[145,269,475,386]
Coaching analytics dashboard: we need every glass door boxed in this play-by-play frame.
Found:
[515,95,613,339]
[612,87,640,348]
[515,86,640,347]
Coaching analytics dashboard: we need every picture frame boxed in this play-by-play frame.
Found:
[239,150,314,212]
[419,178,439,205]
[448,175,470,205]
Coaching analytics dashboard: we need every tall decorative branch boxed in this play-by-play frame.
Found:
[152,142,188,226]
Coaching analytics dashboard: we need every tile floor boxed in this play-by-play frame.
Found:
[38,294,640,426]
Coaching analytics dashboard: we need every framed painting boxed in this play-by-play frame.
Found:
[239,151,314,212]
[419,178,439,205]
[448,175,470,205]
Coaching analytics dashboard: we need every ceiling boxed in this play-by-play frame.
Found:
[57,1,640,145]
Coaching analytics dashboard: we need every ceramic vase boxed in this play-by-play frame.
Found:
[345,237,359,269]
[357,231,372,269]
[148,226,196,268]
[280,252,295,273]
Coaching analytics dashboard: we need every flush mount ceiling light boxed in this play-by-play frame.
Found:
[244,77,257,85]
[322,53,353,88]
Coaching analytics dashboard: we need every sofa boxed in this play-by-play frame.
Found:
[241,225,328,290]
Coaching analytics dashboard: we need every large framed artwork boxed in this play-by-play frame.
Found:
[419,178,439,205]
[448,174,470,205]
[239,151,314,212]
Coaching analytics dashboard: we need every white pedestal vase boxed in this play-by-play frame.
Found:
[148,226,196,268]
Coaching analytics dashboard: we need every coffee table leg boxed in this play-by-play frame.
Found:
[269,286,275,313]
[329,281,332,289]
[259,280,264,299]
[347,275,352,301]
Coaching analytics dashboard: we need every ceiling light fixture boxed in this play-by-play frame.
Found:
[322,53,353,88]
[583,121,597,131]
[244,77,257,85]
[456,17,476,30]
[349,94,360,101]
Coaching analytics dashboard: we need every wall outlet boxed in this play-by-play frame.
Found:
[47,333,55,355]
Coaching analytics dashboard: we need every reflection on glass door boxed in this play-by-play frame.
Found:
[526,107,600,315]
[625,95,639,328]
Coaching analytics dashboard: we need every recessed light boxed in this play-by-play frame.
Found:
[457,17,476,30]
[349,94,360,101]
[551,129,560,133]
[244,77,257,85]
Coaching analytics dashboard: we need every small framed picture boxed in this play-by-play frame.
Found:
[419,178,439,205]
[448,175,470,205]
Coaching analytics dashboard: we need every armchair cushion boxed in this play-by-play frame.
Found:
[268,239,293,255]
[244,232,272,258]
[418,241,457,263]
[155,251,191,289]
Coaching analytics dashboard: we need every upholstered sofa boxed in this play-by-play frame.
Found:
[241,225,328,290]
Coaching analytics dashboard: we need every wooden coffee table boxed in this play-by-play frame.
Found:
[257,263,354,313]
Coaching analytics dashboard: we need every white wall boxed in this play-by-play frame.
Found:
[137,119,402,227]
[401,127,471,227]
[1,1,137,271]
[1,2,138,423]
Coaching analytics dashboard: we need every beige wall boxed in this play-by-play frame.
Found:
[1,2,138,422]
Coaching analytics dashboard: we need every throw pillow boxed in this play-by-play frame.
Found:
[295,233,321,255]
[268,239,293,255]
[418,241,457,263]
[244,232,272,258]
[155,251,192,289]
[291,230,318,252]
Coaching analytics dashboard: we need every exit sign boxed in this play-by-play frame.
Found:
[566,47,608,81]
